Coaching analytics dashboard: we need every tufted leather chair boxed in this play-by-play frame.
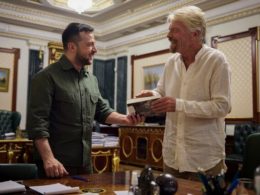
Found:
[226,124,259,164]
[0,110,21,136]
[241,132,260,179]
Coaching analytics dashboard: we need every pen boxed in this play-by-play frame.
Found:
[224,164,242,195]
[224,178,239,195]
[71,175,89,182]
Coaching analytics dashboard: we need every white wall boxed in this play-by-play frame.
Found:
[0,25,60,129]
[0,36,29,129]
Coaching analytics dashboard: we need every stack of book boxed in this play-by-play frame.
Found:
[104,136,119,147]
[92,132,119,147]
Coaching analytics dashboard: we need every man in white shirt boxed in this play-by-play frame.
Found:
[137,6,231,180]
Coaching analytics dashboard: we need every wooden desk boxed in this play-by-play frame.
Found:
[0,139,120,173]
[22,171,203,195]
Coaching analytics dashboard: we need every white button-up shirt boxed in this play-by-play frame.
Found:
[154,45,231,172]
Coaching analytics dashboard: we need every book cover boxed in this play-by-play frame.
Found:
[0,180,26,194]
[127,95,161,117]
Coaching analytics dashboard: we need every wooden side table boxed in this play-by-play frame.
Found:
[119,126,164,170]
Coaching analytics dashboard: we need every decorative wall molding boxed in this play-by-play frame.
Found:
[0,1,259,57]
[207,6,260,26]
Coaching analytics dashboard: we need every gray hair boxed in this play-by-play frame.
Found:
[167,6,206,43]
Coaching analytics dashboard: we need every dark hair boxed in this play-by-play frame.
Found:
[62,23,94,50]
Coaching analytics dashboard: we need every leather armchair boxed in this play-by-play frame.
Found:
[225,123,260,181]
[226,123,259,163]
[241,132,260,179]
[0,110,21,136]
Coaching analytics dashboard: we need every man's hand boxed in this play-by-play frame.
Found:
[136,90,154,98]
[105,112,145,125]
[125,113,145,125]
[151,96,176,113]
[35,138,68,178]
[43,157,68,178]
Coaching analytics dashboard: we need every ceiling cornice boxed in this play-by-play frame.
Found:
[0,0,259,57]
[99,4,260,56]
[0,0,240,40]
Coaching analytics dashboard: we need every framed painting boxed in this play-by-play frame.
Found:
[143,64,164,90]
[0,67,10,92]
[0,47,20,111]
[131,49,171,97]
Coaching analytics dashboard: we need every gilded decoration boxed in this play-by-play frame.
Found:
[48,42,63,64]
[122,135,133,158]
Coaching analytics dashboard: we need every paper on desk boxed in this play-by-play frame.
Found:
[30,183,80,195]
[114,191,129,195]
[0,180,26,194]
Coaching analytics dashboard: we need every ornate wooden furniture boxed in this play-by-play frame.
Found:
[119,125,164,170]
[0,138,120,173]
[91,146,120,173]
[0,139,32,163]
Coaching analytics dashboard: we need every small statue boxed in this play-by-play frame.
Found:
[112,149,120,172]
[138,165,155,195]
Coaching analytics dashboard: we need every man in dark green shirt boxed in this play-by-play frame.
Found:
[27,23,143,178]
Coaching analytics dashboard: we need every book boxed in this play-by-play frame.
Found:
[0,180,26,194]
[127,95,161,117]
[30,183,80,195]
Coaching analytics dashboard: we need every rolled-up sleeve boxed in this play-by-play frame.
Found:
[27,71,53,140]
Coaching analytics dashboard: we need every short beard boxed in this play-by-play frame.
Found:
[76,52,90,66]
[170,45,177,53]
[169,40,177,53]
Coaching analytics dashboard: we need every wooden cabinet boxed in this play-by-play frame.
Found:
[0,139,120,174]
[91,146,120,173]
[119,126,164,170]
[0,139,33,163]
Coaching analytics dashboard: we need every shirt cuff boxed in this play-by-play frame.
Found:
[175,98,184,112]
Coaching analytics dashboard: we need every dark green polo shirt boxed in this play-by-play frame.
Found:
[27,55,113,169]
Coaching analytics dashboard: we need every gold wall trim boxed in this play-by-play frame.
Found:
[122,135,133,158]
[207,6,260,26]
[92,155,109,174]
[151,138,163,163]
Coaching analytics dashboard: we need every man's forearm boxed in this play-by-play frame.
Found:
[105,112,126,125]
[34,138,55,161]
